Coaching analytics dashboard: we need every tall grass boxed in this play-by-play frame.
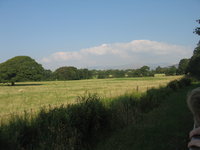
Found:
[0,94,111,150]
[96,80,197,150]
[0,77,191,150]
[0,76,182,115]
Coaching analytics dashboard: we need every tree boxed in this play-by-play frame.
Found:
[165,66,177,76]
[155,66,163,74]
[194,19,200,42]
[0,56,45,85]
[97,70,107,79]
[178,58,190,74]
[42,69,53,81]
[155,66,177,76]
[187,45,200,78]
[187,19,200,79]
[139,66,150,76]
[54,66,79,80]
[78,69,92,79]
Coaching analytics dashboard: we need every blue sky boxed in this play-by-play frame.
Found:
[0,0,199,70]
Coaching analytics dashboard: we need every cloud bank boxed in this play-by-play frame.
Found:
[41,40,192,70]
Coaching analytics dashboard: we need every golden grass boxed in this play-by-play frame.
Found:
[0,76,182,117]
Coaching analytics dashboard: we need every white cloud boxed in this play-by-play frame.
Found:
[40,40,193,70]
[41,51,82,63]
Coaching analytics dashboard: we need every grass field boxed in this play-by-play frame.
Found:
[0,76,182,116]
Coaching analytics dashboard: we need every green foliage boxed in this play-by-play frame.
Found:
[42,69,53,81]
[109,94,141,127]
[166,77,191,91]
[194,19,200,36]
[139,87,171,112]
[167,80,180,91]
[187,19,200,79]
[78,69,92,79]
[187,45,200,79]
[0,56,180,83]
[53,66,93,80]
[96,66,155,79]
[139,65,150,76]
[155,66,178,76]
[133,66,153,77]
[0,56,45,85]
[54,66,79,80]
[178,58,190,74]
[178,77,192,87]
[97,71,108,79]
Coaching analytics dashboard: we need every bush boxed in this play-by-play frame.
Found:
[179,78,191,86]
[167,80,179,91]
[166,77,191,91]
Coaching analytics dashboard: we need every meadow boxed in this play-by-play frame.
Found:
[0,75,193,150]
[0,76,182,117]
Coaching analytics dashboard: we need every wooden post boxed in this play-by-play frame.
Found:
[0,116,2,125]
[30,108,33,120]
[136,86,139,92]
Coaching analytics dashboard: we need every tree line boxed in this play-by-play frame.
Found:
[0,55,190,85]
[91,63,188,79]
[0,56,92,85]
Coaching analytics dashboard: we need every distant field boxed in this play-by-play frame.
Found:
[0,76,182,116]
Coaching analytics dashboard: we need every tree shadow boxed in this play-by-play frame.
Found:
[14,83,44,86]
[0,83,44,86]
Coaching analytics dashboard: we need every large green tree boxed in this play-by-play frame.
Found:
[155,66,177,76]
[53,66,79,80]
[0,56,45,85]
[42,69,53,81]
[187,19,200,79]
[178,58,190,75]
[139,66,151,76]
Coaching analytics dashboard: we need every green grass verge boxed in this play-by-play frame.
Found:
[95,84,199,150]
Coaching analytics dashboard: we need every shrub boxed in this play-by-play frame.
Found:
[167,77,192,91]
[179,78,191,86]
[167,80,179,91]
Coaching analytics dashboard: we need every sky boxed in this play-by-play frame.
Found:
[0,0,199,70]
